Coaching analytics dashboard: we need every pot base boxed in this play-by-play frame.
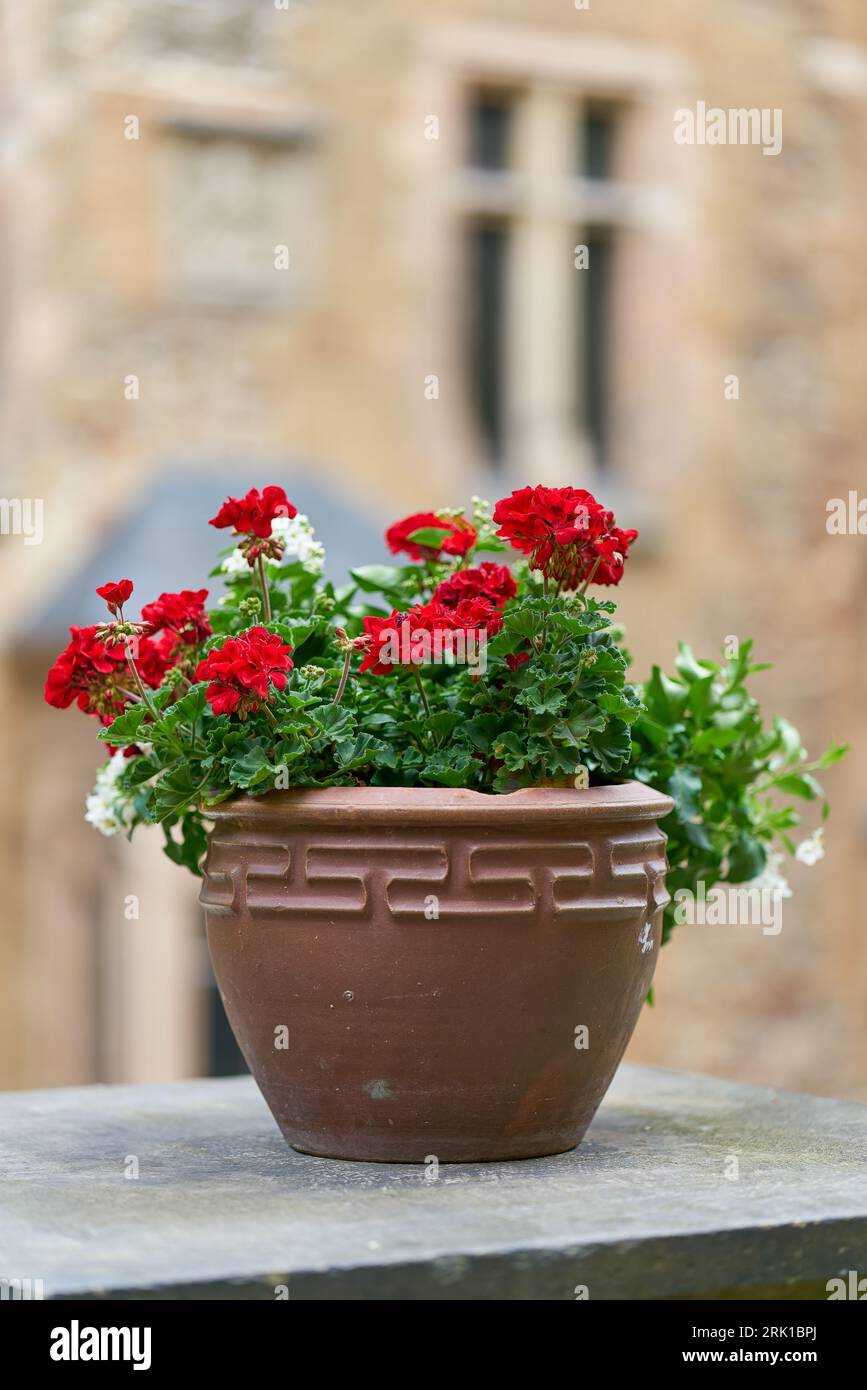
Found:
[288,1137,583,1165]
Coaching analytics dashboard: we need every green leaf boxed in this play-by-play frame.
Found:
[501,607,543,643]
[691,726,741,754]
[676,643,715,683]
[227,743,274,790]
[460,713,503,754]
[688,674,716,720]
[634,713,674,748]
[426,711,463,741]
[815,742,849,769]
[518,683,568,717]
[349,565,404,595]
[151,766,207,823]
[727,832,766,883]
[122,756,159,787]
[773,772,823,800]
[668,767,703,821]
[334,734,395,772]
[420,746,476,787]
[684,820,714,852]
[162,684,207,725]
[406,526,453,548]
[98,705,148,744]
[307,703,356,740]
[493,731,530,771]
[644,665,689,720]
[586,720,632,774]
[161,812,208,876]
[555,703,607,745]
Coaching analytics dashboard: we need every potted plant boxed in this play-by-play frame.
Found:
[46,485,844,1161]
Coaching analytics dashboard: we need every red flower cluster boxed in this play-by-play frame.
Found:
[47,581,215,724]
[493,486,637,589]
[386,512,477,563]
[44,626,129,724]
[135,633,177,689]
[449,596,503,635]
[195,627,293,717]
[131,589,214,688]
[142,589,211,644]
[359,598,501,676]
[433,562,517,611]
[209,486,296,545]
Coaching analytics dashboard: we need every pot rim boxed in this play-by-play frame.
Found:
[204,779,674,828]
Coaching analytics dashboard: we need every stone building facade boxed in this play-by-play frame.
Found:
[0,0,864,1095]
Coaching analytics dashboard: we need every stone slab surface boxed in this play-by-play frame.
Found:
[1,1065,866,1300]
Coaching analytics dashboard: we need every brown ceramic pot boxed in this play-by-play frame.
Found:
[200,782,673,1162]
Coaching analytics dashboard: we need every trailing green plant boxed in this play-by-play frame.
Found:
[630,641,846,943]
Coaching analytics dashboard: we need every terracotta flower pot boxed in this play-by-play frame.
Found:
[200,782,673,1162]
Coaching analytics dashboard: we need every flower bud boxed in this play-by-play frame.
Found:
[333,627,366,654]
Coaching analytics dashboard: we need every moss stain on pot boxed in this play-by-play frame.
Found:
[365,1080,393,1100]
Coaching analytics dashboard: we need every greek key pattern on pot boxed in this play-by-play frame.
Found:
[200,826,669,926]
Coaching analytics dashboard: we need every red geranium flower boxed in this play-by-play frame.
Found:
[575,524,639,586]
[506,651,531,673]
[385,511,478,563]
[358,598,499,675]
[434,562,517,611]
[195,627,293,717]
[96,579,134,614]
[493,486,637,588]
[134,631,180,689]
[44,625,129,724]
[209,486,297,540]
[141,589,211,643]
[449,596,504,637]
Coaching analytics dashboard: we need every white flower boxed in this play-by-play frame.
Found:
[795,828,825,866]
[221,548,250,575]
[84,750,138,837]
[747,850,792,899]
[220,515,326,577]
[269,513,326,576]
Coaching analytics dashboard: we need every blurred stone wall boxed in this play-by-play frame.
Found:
[0,0,863,1094]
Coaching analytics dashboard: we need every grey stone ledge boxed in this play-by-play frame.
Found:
[1,1065,865,1301]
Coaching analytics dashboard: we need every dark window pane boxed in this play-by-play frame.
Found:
[468,223,507,459]
[206,971,247,1076]
[580,108,618,180]
[580,233,612,467]
[470,96,512,169]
